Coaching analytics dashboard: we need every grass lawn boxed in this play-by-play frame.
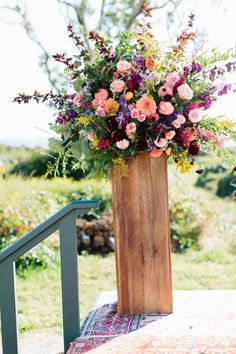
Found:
[15,249,236,335]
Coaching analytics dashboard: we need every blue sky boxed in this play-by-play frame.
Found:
[1,0,236,146]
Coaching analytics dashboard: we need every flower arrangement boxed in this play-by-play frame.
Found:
[14,2,236,176]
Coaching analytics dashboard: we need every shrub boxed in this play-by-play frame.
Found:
[217,174,236,198]
[169,193,203,252]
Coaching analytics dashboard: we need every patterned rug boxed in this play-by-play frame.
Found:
[67,302,166,353]
[67,302,236,353]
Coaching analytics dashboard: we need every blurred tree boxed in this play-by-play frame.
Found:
[1,0,182,90]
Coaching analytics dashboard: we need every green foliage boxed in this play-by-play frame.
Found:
[197,46,236,68]
[169,193,203,252]
[217,174,236,198]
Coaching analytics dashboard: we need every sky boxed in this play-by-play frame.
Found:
[0,0,236,147]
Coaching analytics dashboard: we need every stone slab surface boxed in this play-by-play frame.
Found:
[95,290,236,336]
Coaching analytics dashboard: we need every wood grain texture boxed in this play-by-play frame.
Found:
[112,153,172,314]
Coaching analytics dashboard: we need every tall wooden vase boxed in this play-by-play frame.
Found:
[112,152,172,314]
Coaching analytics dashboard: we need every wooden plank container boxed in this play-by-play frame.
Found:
[112,152,172,314]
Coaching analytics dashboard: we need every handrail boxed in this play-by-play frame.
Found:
[0,200,99,354]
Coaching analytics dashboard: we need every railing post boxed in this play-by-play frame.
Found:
[0,261,18,354]
[60,211,80,353]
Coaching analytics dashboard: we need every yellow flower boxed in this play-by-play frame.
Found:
[92,139,99,148]
[175,158,192,173]
[217,120,235,130]
[112,157,128,176]
[75,116,94,125]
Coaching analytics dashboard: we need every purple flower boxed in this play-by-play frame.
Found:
[66,109,77,119]
[200,98,212,110]
[218,84,232,96]
[134,55,145,69]
[190,61,202,73]
[115,96,130,125]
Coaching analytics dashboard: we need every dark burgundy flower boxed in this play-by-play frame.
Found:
[195,168,204,174]
[173,76,186,93]
[111,130,126,143]
[188,142,200,156]
[184,101,200,112]
[138,138,148,151]
[126,79,136,92]
[106,116,118,129]
[96,139,113,149]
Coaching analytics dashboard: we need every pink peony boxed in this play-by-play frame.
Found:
[177,84,193,100]
[154,137,168,148]
[172,119,181,129]
[158,101,174,115]
[137,113,146,122]
[131,108,139,119]
[94,88,108,101]
[110,79,126,93]
[188,109,202,122]
[158,85,173,97]
[95,106,106,117]
[165,72,180,88]
[165,130,176,140]
[150,149,163,157]
[136,95,157,116]
[176,114,186,124]
[116,139,129,149]
[126,123,136,139]
[117,60,132,74]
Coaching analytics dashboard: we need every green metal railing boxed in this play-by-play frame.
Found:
[0,200,99,354]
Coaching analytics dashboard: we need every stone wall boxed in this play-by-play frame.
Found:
[77,212,115,253]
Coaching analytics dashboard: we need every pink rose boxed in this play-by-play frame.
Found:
[117,60,132,74]
[165,72,180,88]
[154,137,168,148]
[126,123,136,139]
[150,149,163,158]
[165,130,176,140]
[92,99,103,109]
[158,101,174,115]
[95,106,106,117]
[94,88,108,101]
[110,79,126,93]
[137,113,146,122]
[131,108,139,119]
[158,85,173,97]
[116,139,129,150]
[151,113,160,121]
[73,94,83,106]
[176,114,186,124]
[188,109,202,122]
[177,84,193,100]
[172,119,181,129]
